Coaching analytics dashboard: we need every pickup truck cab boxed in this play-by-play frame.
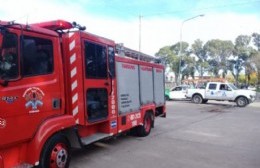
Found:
[186,82,256,107]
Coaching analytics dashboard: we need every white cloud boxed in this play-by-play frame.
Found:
[1,0,259,56]
[97,13,260,56]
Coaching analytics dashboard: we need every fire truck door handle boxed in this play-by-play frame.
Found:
[52,98,61,109]
[104,82,109,86]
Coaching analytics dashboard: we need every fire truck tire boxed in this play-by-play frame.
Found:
[136,112,152,137]
[38,134,71,168]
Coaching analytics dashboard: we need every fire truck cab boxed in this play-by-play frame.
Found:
[0,20,165,168]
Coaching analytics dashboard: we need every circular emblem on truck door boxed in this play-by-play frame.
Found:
[23,87,45,113]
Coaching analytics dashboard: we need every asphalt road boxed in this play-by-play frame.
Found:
[70,100,260,168]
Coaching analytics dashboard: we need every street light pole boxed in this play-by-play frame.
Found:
[178,14,204,85]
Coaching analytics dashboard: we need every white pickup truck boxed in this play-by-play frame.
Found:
[186,82,256,107]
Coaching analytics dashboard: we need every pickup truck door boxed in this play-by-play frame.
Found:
[205,83,218,99]
[218,84,234,100]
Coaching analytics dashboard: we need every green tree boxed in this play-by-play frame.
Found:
[156,46,180,84]
[204,39,234,78]
[172,42,194,81]
[252,33,260,85]
[181,55,196,79]
[171,42,189,55]
[191,39,209,78]
[156,42,190,84]
[230,35,252,85]
[251,50,260,86]
[252,33,260,51]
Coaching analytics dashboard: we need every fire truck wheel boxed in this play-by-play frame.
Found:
[38,134,71,168]
[136,112,152,137]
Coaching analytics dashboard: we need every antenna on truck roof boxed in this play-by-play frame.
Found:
[115,43,161,64]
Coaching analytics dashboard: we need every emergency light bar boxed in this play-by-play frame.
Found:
[31,20,73,30]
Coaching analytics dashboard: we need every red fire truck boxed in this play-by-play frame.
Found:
[0,20,166,168]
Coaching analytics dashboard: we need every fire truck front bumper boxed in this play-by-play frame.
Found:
[0,155,33,168]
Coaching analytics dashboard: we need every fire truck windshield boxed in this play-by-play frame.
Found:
[0,32,18,80]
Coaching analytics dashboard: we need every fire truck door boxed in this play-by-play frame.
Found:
[0,32,62,145]
[84,41,111,123]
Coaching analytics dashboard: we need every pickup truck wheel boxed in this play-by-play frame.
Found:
[192,95,203,104]
[236,97,248,107]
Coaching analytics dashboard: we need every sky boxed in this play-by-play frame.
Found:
[0,0,260,55]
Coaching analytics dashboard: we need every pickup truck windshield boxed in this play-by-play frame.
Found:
[0,32,18,80]
[229,84,238,90]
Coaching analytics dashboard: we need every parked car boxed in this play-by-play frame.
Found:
[167,85,190,100]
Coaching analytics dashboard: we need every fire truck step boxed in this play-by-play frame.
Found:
[81,133,111,145]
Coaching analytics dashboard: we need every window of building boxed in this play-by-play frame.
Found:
[22,36,53,77]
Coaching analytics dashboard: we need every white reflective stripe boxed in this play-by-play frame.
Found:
[71,80,78,91]
[69,32,74,38]
[69,40,75,51]
[71,67,77,78]
[70,53,76,64]
[75,119,79,124]
[72,93,78,104]
[72,106,79,116]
